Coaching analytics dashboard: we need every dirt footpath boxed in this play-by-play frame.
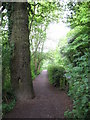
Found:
[5,70,73,118]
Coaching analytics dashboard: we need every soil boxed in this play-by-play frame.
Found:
[5,70,73,118]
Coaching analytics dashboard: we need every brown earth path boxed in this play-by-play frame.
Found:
[5,70,73,118]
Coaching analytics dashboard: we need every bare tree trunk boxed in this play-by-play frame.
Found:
[10,3,34,102]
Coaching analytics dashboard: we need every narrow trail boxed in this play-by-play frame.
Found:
[5,70,73,118]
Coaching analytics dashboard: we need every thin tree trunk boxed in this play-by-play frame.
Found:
[10,3,34,102]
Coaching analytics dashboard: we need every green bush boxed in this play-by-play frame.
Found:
[63,51,89,119]
[62,23,89,119]
[2,16,16,117]
[2,78,16,117]
[2,99,16,116]
[62,25,89,119]
[48,65,66,89]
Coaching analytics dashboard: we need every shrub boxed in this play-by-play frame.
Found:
[2,99,16,116]
[2,78,16,117]
[64,52,89,119]
[48,65,66,89]
[62,25,89,119]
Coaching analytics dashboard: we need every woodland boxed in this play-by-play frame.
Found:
[0,0,90,119]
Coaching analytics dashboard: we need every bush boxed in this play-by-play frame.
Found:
[2,79,16,117]
[2,99,16,116]
[48,65,66,89]
[61,25,89,119]
[63,52,89,119]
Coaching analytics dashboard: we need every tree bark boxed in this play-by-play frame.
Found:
[10,3,34,102]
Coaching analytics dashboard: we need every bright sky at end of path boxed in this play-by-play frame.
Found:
[44,21,70,52]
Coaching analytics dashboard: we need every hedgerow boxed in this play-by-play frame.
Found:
[48,65,66,89]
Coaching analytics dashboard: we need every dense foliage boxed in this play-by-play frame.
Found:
[48,65,66,89]
[1,1,89,119]
[2,9,16,116]
[47,1,89,119]
[29,1,60,79]
[60,1,90,119]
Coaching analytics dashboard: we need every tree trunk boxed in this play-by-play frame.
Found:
[10,3,34,102]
